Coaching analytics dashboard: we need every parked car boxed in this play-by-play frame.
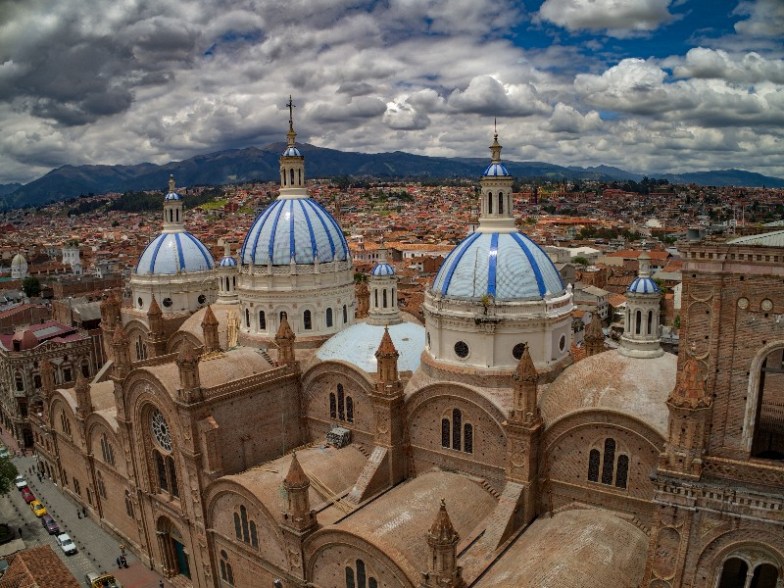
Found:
[56,533,77,555]
[41,514,60,535]
[85,572,122,588]
[20,487,35,504]
[14,476,27,490]
[29,500,47,518]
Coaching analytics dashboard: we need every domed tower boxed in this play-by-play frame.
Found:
[423,127,571,379]
[619,251,663,358]
[130,176,217,315]
[217,244,239,304]
[11,253,27,280]
[238,97,355,346]
[367,252,400,326]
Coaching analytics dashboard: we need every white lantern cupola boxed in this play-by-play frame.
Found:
[619,251,663,358]
[163,175,185,232]
[368,250,400,326]
[217,243,239,304]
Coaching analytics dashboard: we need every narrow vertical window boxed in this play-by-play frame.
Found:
[259,311,266,330]
[250,521,258,548]
[346,396,354,423]
[441,419,450,448]
[356,560,367,588]
[343,305,348,323]
[488,194,493,214]
[463,423,473,454]
[382,289,388,308]
[233,513,241,539]
[326,308,333,327]
[304,310,312,330]
[635,310,642,335]
[374,290,378,308]
[155,452,168,492]
[647,310,653,335]
[240,505,249,542]
[601,438,616,485]
[346,567,355,588]
[329,393,337,419]
[280,311,287,322]
[290,169,295,185]
[167,456,179,497]
[498,193,504,214]
[298,169,302,185]
[245,308,250,328]
[588,449,600,482]
[615,455,629,489]
[452,409,462,450]
[338,384,345,420]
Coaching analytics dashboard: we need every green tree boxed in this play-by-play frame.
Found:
[22,276,41,297]
[0,457,18,495]
[573,256,590,267]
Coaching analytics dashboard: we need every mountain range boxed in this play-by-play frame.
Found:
[2,143,783,210]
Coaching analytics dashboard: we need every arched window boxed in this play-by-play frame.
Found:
[303,310,312,330]
[15,373,23,391]
[588,449,600,482]
[60,413,71,436]
[220,550,234,585]
[752,348,784,460]
[343,305,348,324]
[337,384,345,420]
[100,434,115,466]
[96,471,107,498]
[124,491,134,517]
[282,170,286,186]
[345,559,378,588]
[718,558,749,588]
[280,311,287,322]
[329,393,337,419]
[250,521,258,548]
[167,455,178,497]
[234,504,260,548]
[33,374,41,389]
[647,310,654,335]
[382,289,388,308]
[498,193,504,214]
[601,438,616,485]
[464,423,473,454]
[441,419,450,448]
[374,289,378,308]
[290,168,295,185]
[488,194,493,214]
[245,308,250,328]
[298,169,302,185]
[259,310,266,330]
[751,563,779,588]
[346,397,354,423]
[326,308,333,328]
[635,310,642,335]
[155,452,168,492]
[233,513,241,540]
[452,408,462,450]
[615,454,629,489]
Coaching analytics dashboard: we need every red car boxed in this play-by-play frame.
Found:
[21,487,35,504]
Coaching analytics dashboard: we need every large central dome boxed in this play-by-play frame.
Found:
[431,231,563,301]
[136,232,214,275]
[240,197,349,266]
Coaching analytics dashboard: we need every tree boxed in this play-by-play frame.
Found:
[573,256,590,267]
[22,276,41,298]
[0,457,18,495]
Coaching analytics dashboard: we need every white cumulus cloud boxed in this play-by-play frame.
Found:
[538,0,674,37]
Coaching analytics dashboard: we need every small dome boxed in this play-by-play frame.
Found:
[219,256,237,268]
[317,320,426,373]
[432,231,564,301]
[282,146,302,157]
[371,263,395,277]
[11,254,26,268]
[628,277,660,294]
[164,191,182,201]
[136,232,215,275]
[483,162,510,177]
[241,198,350,266]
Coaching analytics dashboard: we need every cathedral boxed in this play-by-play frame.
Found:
[30,107,784,588]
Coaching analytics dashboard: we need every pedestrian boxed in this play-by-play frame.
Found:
[119,544,126,555]
[159,581,164,588]
[116,556,122,568]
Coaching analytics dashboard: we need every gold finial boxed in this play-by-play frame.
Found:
[168,174,176,193]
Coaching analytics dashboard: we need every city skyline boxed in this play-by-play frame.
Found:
[1,0,783,186]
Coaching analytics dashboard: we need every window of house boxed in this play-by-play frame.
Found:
[259,311,266,330]
[96,471,107,498]
[343,305,348,324]
[329,393,337,419]
[588,438,629,489]
[441,409,473,453]
[60,413,72,436]
[219,550,234,585]
[33,374,41,389]
[233,504,259,548]
[326,308,333,328]
[101,434,115,466]
[304,310,312,330]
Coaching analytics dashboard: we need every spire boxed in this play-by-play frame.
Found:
[490,124,502,163]
[478,124,515,234]
[422,499,465,588]
[668,356,711,410]
[112,324,132,378]
[168,174,176,193]
[283,451,309,490]
[510,345,540,426]
[146,296,167,357]
[356,280,370,319]
[75,366,92,420]
[286,95,297,147]
[584,312,605,357]
[201,305,220,354]
[176,341,202,402]
[638,250,652,278]
[282,451,317,534]
[375,326,401,391]
[162,175,185,232]
[275,314,296,366]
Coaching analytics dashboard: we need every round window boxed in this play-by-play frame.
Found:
[559,334,566,352]
[512,343,526,360]
[162,298,173,308]
[454,341,469,358]
[137,297,143,308]
[150,409,172,452]
[197,294,206,305]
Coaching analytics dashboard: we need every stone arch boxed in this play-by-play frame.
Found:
[301,361,375,442]
[406,383,507,486]
[124,319,149,361]
[204,481,288,571]
[156,515,192,579]
[85,416,122,466]
[743,339,784,456]
[691,530,784,588]
[166,331,203,356]
[49,394,80,444]
[305,529,416,588]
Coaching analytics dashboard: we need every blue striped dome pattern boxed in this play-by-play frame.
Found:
[282,146,302,157]
[136,232,214,275]
[432,232,564,300]
[241,198,350,266]
[164,191,182,201]
[219,256,237,267]
[483,162,510,177]
[628,277,660,294]
[372,263,395,276]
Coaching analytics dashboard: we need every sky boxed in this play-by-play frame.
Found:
[1,0,783,185]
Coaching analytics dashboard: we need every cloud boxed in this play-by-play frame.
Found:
[545,103,602,134]
[671,48,784,84]
[733,0,784,38]
[448,76,552,117]
[538,0,674,37]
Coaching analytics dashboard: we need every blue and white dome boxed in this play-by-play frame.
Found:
[371,262,395,277]
[240,198,350,266]
[628,276,660,294]
[483,162,510,177]
[219,255,237,268]
[432,231,564,301]
[164,191,182,201]
[282,146,302,157]
[136,232,214,275]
